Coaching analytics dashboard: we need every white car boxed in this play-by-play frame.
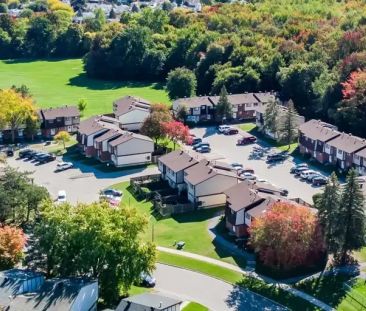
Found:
[55,162,74,172]
[300,170,317,180]
[57,190,67,203]
[240,172,257,180]
[218,125,230,133]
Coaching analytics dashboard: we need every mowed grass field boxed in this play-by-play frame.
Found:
[0,59,169,117]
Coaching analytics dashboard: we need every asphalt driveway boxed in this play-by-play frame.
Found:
[6,155,158,204]
[154,264,287,311]
[188,126,327,203]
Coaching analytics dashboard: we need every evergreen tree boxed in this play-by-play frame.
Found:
[215,86,232,123]
[263,99,279,138]
[278,100,298,149]
[316,172,342,256]
[176,105,188,123]
[339,169,366,263]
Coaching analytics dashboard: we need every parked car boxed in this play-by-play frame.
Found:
[312,176,328,186]
[19,149,33,158]
[193,142,210,151]
[299,170,317,180]
[290,163,308,174]
[33,152,48,161]
[279,188,289,196]
[240,172,257,180]
[294,167,311,176]
[218,125,230,133]
[196,145,211,153]
[24,150,38,159]
[188,137,202,146]
[231,163,243,169]
[266,153,287,163]
[237,136,257,145]
[38,154,56,164]
[5,148,14,157]
[140,272,156,287]
[306,172,323,182]
[224,128,239,135]
[55,162,74,172]
[56,190,67,203]
[101,188,123,197]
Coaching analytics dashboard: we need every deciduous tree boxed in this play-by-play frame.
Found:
[0,225,26,270]
[250,202,325,271]
[166,67,197,100]
[34,201,156,304]
[78,98,87,116]
[0,89,37,143]
[54,130,71,149]
[162,120,190,150]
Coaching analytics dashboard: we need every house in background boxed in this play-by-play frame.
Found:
[39,106,80,138]
[93,129,124,162]
[108,132,154,167]
[355,149,366,176]
[113,96,151,131]
[116,293,182,311]
[0,269,44,301]
[158,150,199,192]
[184,159,240,208]
[298,119,340,164]
[256,103,305,140]
[5,278,98,311]
[172,96,214,123]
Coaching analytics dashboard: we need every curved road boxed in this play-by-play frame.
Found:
[154,264,287,311]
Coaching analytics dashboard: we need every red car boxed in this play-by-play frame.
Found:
[224,128,239,135]
[237,136,257,145]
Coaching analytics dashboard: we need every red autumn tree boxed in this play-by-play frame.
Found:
[249,202,325,271]
[162,120,191,150]
[0,225,27,269]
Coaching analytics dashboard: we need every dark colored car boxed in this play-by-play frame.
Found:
[237,136,257,145]
[102,188,123,197]
[224,128,239,135]
[266,153,287,162]
[196,145,211,153]
[140,272,156,287]
[189,137,202,146]
[193,142,209,151]
[312,176,328,186]
[6,148,14,157]
[24,150,39,159]
[38,154,56,164]
[19,149,33,158]
[33,153,48,161]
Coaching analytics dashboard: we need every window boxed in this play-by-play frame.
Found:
[254,103,258,106]
[48,119,54,124]
[338,149,343,155]
[245,213,251,219]
[146,155,151,160]
[355,155,360,161]
[246,103,252,108]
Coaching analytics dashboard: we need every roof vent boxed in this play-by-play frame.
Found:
[180,151,184,155]
[208,168,213,174]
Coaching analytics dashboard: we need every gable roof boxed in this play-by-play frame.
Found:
[94,129,123,143]
[40,106,79,120]
[108,132,153,147]
[172,96,212,111]
[113,96,151,117]
[253,92,276,103]
[246,196,278,219]
[159,150,199,173]
[326,132,366,153]
[184,160,238,186]
[116,293,182,311]
[78,115,121,136]
[7,278,96,311]
[356,147,366,158]
[210,93,259,106]
[299,119,340,142]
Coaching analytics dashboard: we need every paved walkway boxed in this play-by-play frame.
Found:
[157,246,335,311]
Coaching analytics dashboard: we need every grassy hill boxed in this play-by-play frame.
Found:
[0,59,169,117]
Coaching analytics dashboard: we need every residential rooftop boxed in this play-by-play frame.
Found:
[159,150,200,173]
[40,106,80,120]
[299,119,340,142]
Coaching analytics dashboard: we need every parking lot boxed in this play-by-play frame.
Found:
[6,153,158,204]
[188,126,328,203]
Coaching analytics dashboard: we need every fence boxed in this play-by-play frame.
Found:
[153,200,195,217]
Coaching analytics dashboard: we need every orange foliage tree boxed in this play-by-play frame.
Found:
[162,120,191,150]
[0,225,27,269]
[249,202,325,271]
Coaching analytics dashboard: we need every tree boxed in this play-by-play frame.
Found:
[54,130,71,149]
[162,120,190,150]
[0,4,8,13]
[0,89,37,143]
[316,173,343,256]
[109,8,116,19]
[338,169,366,263]
[24,116,40,141]
[140,103,172,143]
[70,0,85,12]
[78,98,87,117]
[34,201,156,304]
[278,100,299,149]
[215,86,232,123]
[166,67,197,100]
[263,99,279,137]
[11,84,31,98]
[176,105,188,123]
[0,225,26,270]
[250,202,325,271]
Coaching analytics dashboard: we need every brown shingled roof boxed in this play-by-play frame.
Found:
[210,93,259,106]
[41,106,80,120]
[327,132,366,154]
[108,131,153,147]
[299,119,340,142]
[94,129,123,143]
[172,96,213,111]
[113,96,151,117]
[159,150,199,173]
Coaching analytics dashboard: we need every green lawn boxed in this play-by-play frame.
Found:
[239,123,299,153]
[182,302,208,311]
[0,59,169,117]
[354,247,366,262]
[112,181,246,267]
[158,252,319,311]
[296,274,366,310]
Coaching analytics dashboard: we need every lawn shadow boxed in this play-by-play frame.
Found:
[68,73,162,91]
[3,57,80,64]
[171,207,223,224]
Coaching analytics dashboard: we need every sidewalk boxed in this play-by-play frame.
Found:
[158,246,335,311]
